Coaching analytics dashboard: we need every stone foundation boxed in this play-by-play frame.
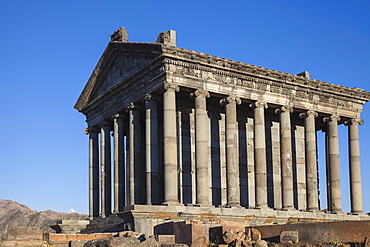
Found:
[113,205,370,237]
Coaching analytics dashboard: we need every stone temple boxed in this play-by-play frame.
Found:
[75,27,370,235]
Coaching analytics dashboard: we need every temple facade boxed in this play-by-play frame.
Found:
[75,28,370,234]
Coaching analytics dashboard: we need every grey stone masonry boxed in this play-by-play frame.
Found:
[86,127,99,219]
[251,101,268,209]
[100,121,112,218]
[76,28,370,224]
[345,118,364,214]
[112,113,125,213]
[300,110,319,211]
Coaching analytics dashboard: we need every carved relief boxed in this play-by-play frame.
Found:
[90,54,155,101]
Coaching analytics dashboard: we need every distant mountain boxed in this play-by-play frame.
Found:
[0,199,88,239]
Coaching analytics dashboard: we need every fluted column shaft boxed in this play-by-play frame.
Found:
[193,89,210,205]
[86,127,99,219]
[324,114,342,213]
[100,121,111,217]
[300,110,319,211]
[251,101,268,209]
[145,94,159,205]
[127,103,142,205]
[221,95,241,207]
[276,105,294,210]
[346,118,364,214]
[163,83,180,204]
[113,114,125,213]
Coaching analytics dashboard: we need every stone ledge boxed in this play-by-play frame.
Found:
[118,204,369,224]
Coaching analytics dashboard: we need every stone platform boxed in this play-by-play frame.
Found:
[114,205,370,236]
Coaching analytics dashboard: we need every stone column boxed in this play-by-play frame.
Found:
[250,101,268,209]
[144,93,159,205]
[345,118,364,214]
[221,95,241,207]
[112,113,125,213]
[299,110,319,211]
[86,127,99,219]
[192,89,210,205]
[276,105,294,210]
[324,114,342,213]
[100,121,112,217]
[163,83,180,205]
[127,103,141,205]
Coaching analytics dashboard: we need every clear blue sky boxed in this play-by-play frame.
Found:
[1,1,370,214]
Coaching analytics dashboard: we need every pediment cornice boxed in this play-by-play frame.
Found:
[75,42,163,111]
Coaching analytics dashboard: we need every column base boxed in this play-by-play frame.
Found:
[255,205,270,210]
[194,203,213,207]
[307,208,320,212]
[226,203,242,208]
[162,201,183,206]
[348,211,366,215]
[329,210,345,214]
[282,206,296,211]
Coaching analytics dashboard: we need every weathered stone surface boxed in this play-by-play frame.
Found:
[253,240,268,247]
[279,230,298,243]
[253,220,370,243]
[223,228,237,244]
[51,220,90,234]
[0,239,48,247]
[190,236,208,247]
[250,228,262,241]
[140,237,159,247]
[364,237,370,247]
[70,240,88,247]
[118,230,145,240]
[84,236,141,247]
[157,235,175,244]
[6,227,42,240]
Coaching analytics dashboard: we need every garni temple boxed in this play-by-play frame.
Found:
[75,27,370,235]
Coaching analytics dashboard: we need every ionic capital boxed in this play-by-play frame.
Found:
[220,95,241,106]
[344,118,364,126]
[323,114,340,123]
[111,113,125,120]
[299,110,318,119]
[85,126,100,135]
[275,105,293,114]
[144,93,153,102]
[190,89,210,98]
[164,82,180,92]
[249,100,268,110]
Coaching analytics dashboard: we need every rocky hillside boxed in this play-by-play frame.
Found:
[0,199,88,239]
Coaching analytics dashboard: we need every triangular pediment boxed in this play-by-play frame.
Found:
[75,42,162,111]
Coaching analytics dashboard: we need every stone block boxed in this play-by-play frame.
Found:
[0,239,48,247]
[157,235,175,244]
[6,227,43,240]
[84,237,140,247]
[250,228,262,241]
[70,240,88,247]
[279,230,299,243]
[191,236,208,247]
[51,220,90,234]
[140,237,159,246]
[254,240,268,247]
[364,237,370,247]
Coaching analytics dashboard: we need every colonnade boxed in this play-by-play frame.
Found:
[85,85,365,219]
